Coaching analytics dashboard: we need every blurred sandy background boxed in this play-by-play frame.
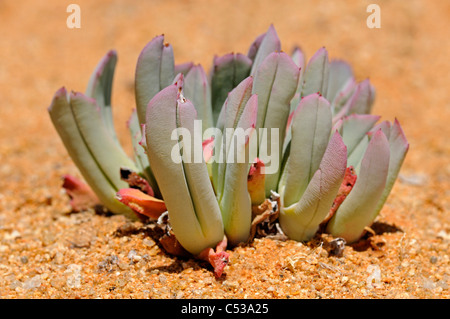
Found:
[1,0,449,180]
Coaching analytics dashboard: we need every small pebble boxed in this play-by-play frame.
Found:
[158,274,167,284]
[23,275,41,290]
[422,277,435,290]
[143,238,156,247]
[366,265,382,288]
[65,264,82,289]
[10,280,23,290]
[128,249,142,263]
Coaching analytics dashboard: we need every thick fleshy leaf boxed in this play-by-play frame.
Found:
[213,77,253,198]
[202,137,215,163]
[62,174,100,212]
[347,135,369,170]
[321,166,358,225]
[371,120,391,138]
[145,81,224,255]
[197,236,229,278]
[70,92,137,187]
[178,99,223,245]
[331,78,357,121]
[279,131,347,241]
[174,62,194,76]
[184,65,214,132]
[219,94,258,245]
[210,53,252,125]
[283,93,301,157]
[252,51,300,195]
[300,47,329,97]
[291,47,306,91]
[247,158,266,206]
[291,47,306,70]
[345,118,392,173]
[326,129,390,243]
[127,109,147,174]
[211,101,228,192]
[344,79,376,115]
[116,188,167,219]
[250,24,281,76]
[278,93,332,207]
[247,32,265,62]
[289,93,302,117]
[85,50,118,142]
[336,114,380,157]
[126,109,160,196]
[253,52,300,132]
[135,35,175,125]
[120,167,154,197]
[325,60,353,102]
[48,88,136,218]
[373,118,409,215]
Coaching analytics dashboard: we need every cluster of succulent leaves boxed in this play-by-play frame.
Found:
[48,25,408,275]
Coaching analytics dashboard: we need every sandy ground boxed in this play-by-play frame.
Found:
[0,0,448,299]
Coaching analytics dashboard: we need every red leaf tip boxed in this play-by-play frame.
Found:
[210,251,230,278]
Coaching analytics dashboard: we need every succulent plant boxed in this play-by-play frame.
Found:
[48,25,409,277]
